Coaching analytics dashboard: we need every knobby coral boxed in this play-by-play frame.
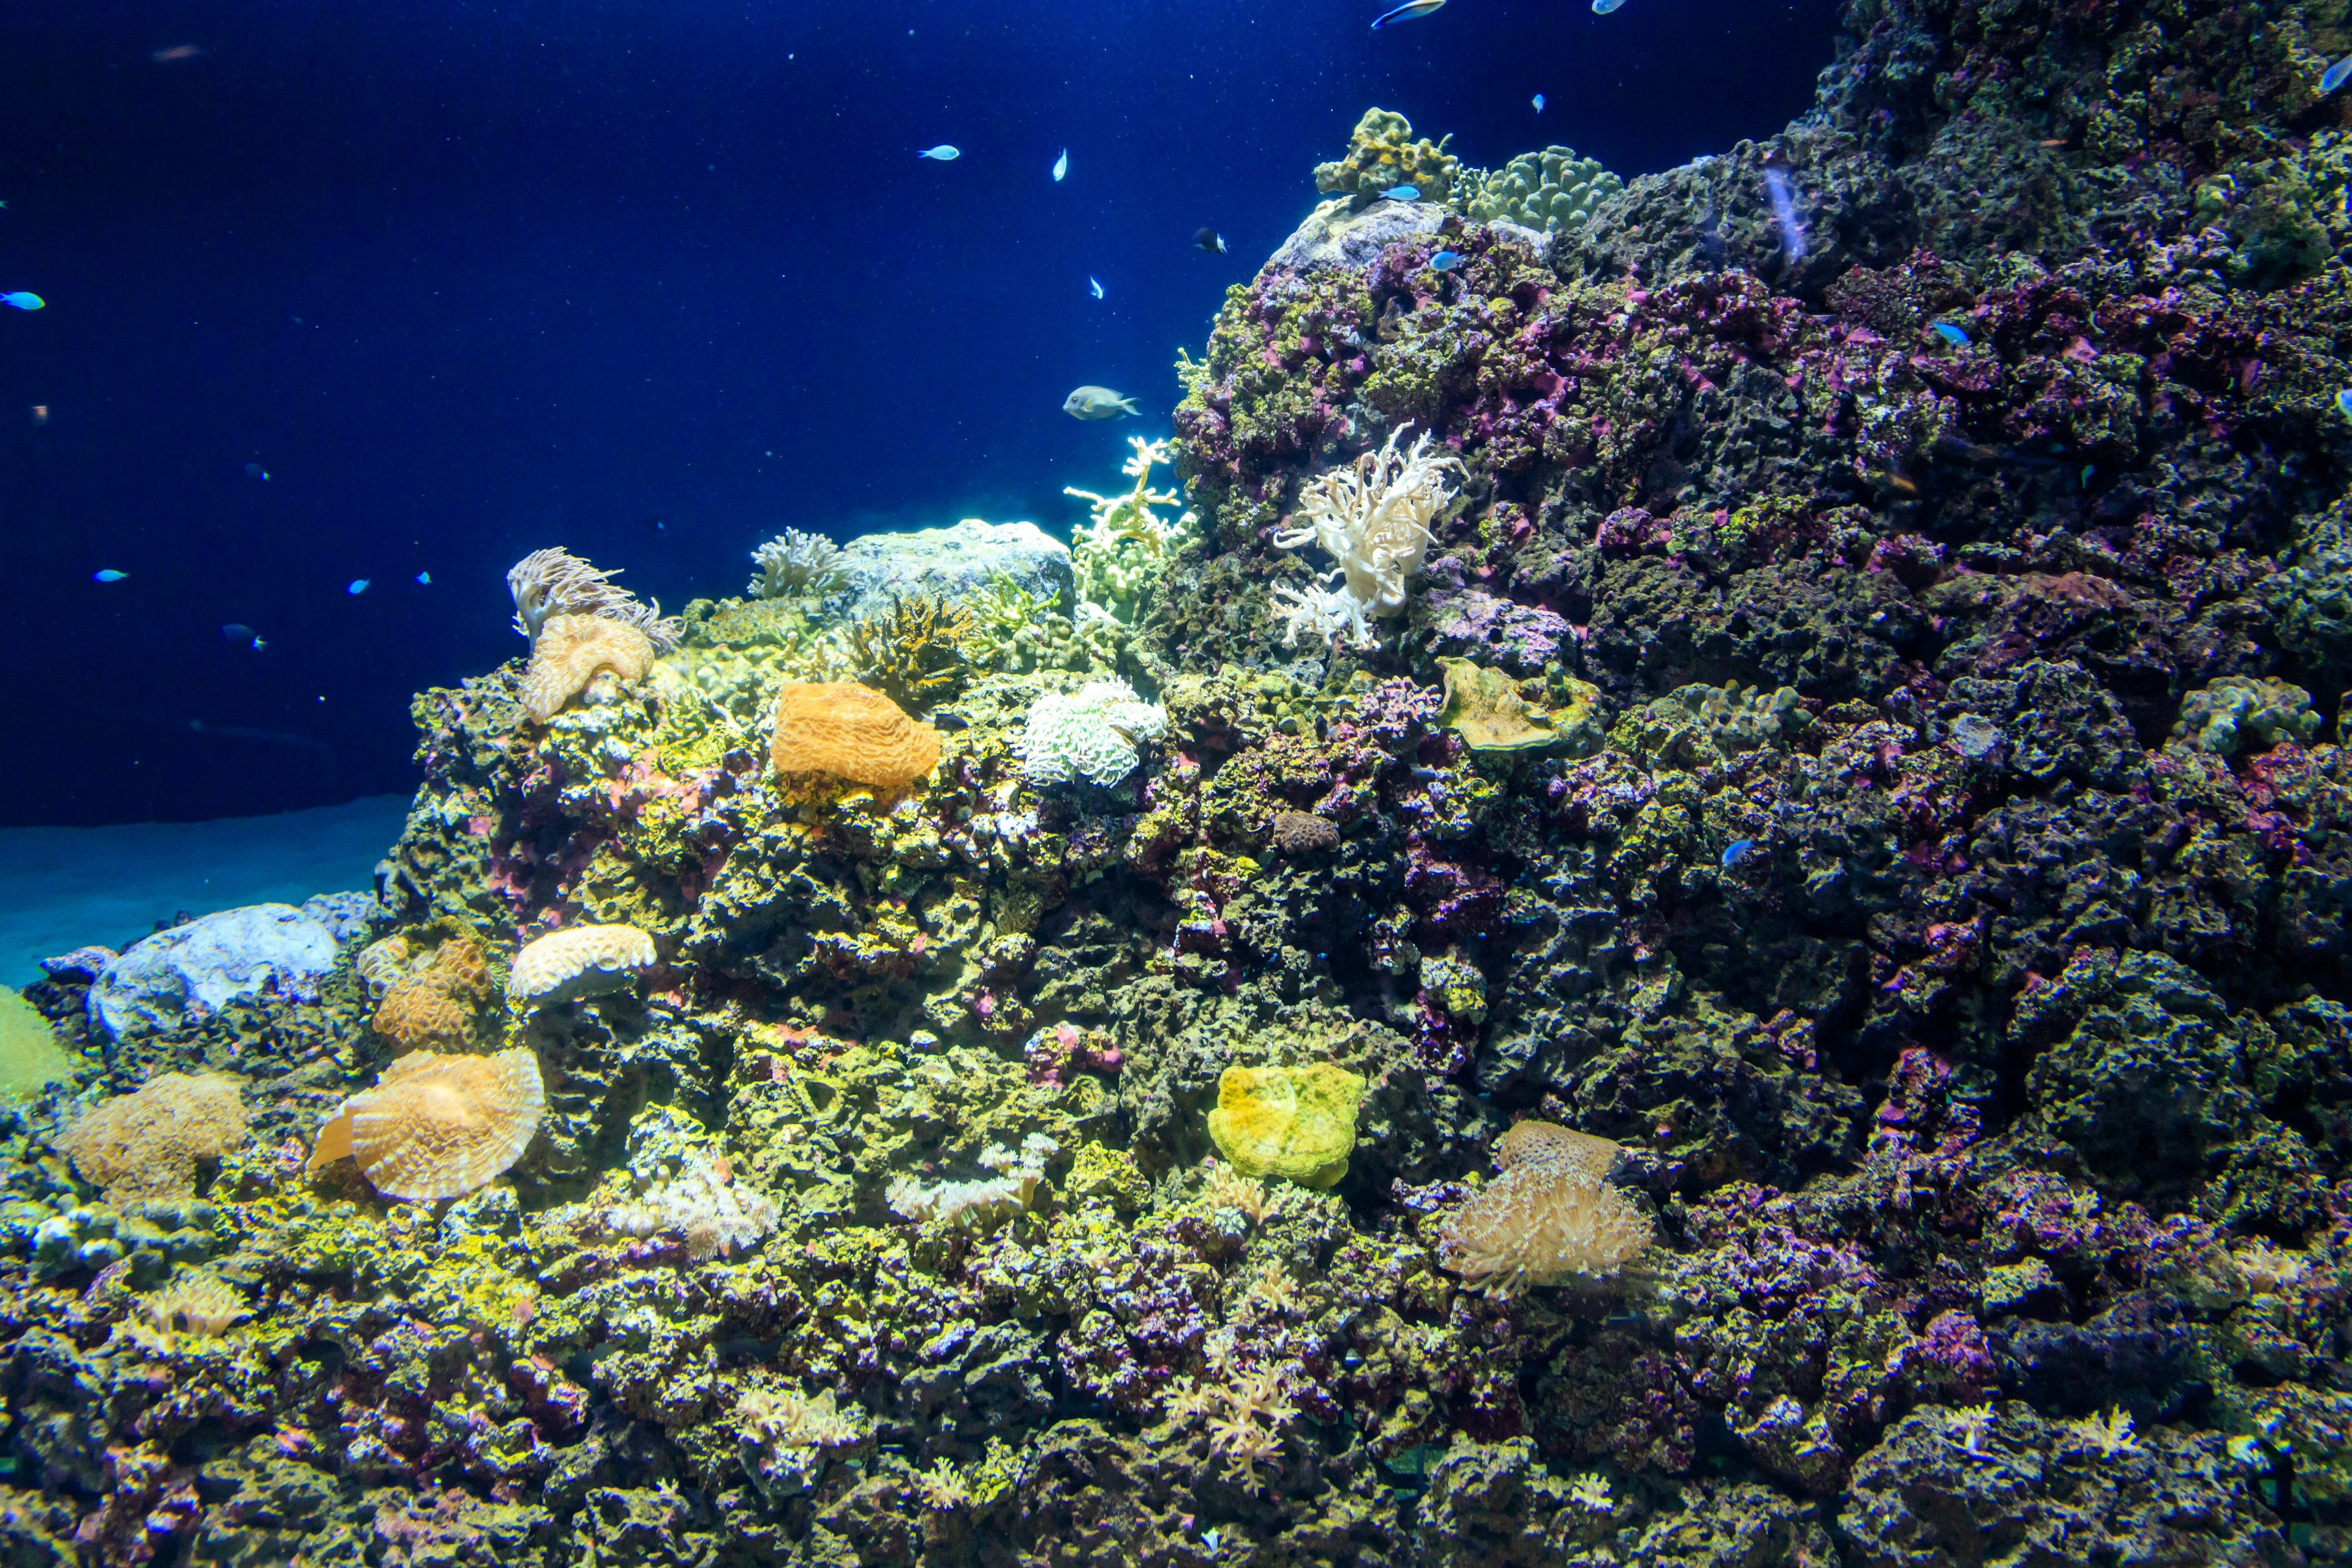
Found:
[1272,424,1460,646]
[769,680,943,792]
[519,614,657,725]
[1436,1120,1650,1296]
[1015,679,1167,786]
[56,1072,247,1202]
[508,924,656,1007]
[307,1047,546,1200]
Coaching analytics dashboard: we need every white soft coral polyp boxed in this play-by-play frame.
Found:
[1270,423,1460,646]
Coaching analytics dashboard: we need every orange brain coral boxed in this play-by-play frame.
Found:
[1436,1119,1649,1297]
[57,1071,249,1202]
[520,613,656,723]
[769,681,941,791]
[426,935,494,1000]
[307,1047,545,1200]
[371,971,475,1053]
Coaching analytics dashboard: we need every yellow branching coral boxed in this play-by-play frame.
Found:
[57,1072,247,1202]
[1436,1119,1649,1296]
[839,594,973,714]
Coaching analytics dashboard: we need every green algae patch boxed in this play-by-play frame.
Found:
[1207,1064,1366,1189]
[0,987,74,1099]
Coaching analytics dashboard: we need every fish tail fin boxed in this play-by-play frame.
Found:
[1119,398,1142,417]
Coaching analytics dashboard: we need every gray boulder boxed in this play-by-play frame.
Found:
[1270,195,1446,273]
[837,518,1072,621]
[89,902,341,1040]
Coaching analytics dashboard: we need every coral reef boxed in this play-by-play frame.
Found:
[16,0,2352,1559]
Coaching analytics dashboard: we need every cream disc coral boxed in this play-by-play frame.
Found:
[307,1047,545,1200]
[509,924,657,1005]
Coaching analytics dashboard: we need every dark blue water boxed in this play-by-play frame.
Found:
[0,0,1836,825]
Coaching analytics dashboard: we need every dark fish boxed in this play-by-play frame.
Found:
[1194,227,1226,255]
[188,718,330,753]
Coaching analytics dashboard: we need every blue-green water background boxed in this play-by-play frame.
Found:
[0,0,1833,826]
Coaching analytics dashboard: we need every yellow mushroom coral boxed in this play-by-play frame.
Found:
[307,1047,545,1200]
[1205,1063,1366,1189]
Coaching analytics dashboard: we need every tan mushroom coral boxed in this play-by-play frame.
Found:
[519,612,657,724]
[307,1047,545,1200]
[509,924,656,1006]
[769,680,941,793]
[1436,1119,1649,1297]
[56,1072,247,1202]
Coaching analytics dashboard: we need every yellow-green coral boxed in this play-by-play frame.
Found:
[1437,658,1566,753]
[839,594,974,714]
[1464,145,1623,234]
[1314,108,1461,204]
[1207,1063,1366,1189]
[0,986,74,1100]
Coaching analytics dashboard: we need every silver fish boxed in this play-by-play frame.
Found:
[1064,385,1140,420]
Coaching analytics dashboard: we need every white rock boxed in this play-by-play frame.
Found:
[89,903,339,1040]
[836,519,1072,620]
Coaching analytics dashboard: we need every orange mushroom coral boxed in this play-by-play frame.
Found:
[307,1047,545,1200]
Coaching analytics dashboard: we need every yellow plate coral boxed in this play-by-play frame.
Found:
[1205,1063,1366,1189]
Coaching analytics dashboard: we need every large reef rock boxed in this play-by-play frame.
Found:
[9,0,2352,1561]
[835,518,1073,621]
[87,900,345,1040]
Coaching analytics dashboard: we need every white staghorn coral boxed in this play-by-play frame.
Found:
[1270,424,1461,647]
[747,529,850,599]
[507,547,682,650]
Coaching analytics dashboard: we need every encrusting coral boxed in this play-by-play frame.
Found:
[769,679,942,791]
[1313,107,1461,203]
[1271,423,1460,646]
[55,1072,246,1202]
[307,1047,545,1200]
[1436,658,1564,752]
[508,924,656,1006]
[518,612,657,724]
[1436,1120,1650,1296]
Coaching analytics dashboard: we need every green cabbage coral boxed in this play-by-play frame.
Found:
[1465,146,1624,235]
[0,986,72,1101]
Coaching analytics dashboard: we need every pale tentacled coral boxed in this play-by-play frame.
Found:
[1436,1118,1649,1296]
[769,680,942,791]
[306,1047,545,1200]
[886,1134,1055,1234]
[137,1271,251,1338]
[737,1385,865,1453]
[506,546,682,649]
[1271,423,1461,647]
[607,1148,780,1261]
[509,924,657,1006]
[519,613,657,724]
[57,1072,247,1202]
[748,529,850,599]
[1014,679,1167,786]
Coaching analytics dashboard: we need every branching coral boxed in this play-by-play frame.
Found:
[747,528,850,599]
[506,546,681,649]
[839,594,974,713]
[1066,437,1197,627]
[1271,424,1460,647]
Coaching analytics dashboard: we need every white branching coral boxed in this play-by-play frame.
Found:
[507,546,682,650]
[747,529,850,599]
[606,1147,780,1261]
[1271,581,1365,648]
[1271,423,1461,647]
[1016,679,1169,786]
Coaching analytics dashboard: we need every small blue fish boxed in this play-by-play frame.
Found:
[2338,388,2352,423]
[1088,276,1104,299]
[917,145,960,161]
[2324,54,2352,94]
[1430,250,1463,272]
[91,568,126,582]
[1052,148,1068,182]
[2,291,43,310]
[1929,320,1970,345]
[346,578,371,595]
[1721,838,1758,868]
[1532,93,1545,113]
[415,571,432,585]
[221,624,265,650]
[1593,0,1626,13]
[1382,184,1420,202]
[1371,0,1445,26]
